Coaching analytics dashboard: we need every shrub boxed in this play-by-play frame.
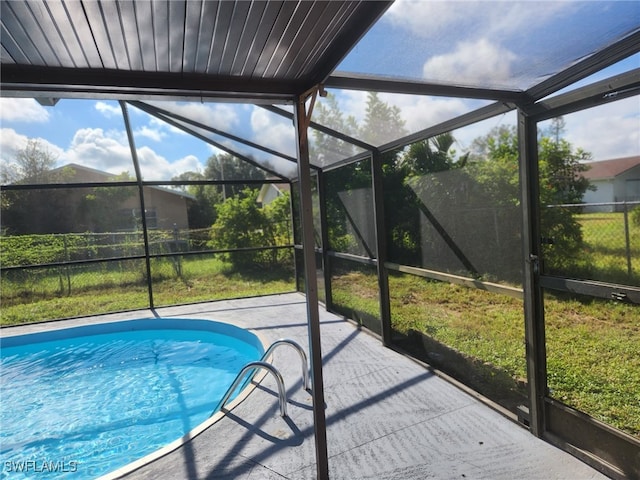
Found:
[209,188,293,270]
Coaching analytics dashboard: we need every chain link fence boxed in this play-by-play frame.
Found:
[545,201,640,286]
[0,226,295,324]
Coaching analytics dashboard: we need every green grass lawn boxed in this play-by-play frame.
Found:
[573,212,640,285]
[0,256,295,325]
[331,270,639,438]
[544,292,640,436]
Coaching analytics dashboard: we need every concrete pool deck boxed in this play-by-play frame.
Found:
[5,293,609,479]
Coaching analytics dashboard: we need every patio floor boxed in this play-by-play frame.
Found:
[8,293,609,479]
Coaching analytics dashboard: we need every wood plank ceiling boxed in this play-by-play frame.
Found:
[0,0,392,102]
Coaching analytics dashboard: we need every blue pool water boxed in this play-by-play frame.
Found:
[0,319,263,479]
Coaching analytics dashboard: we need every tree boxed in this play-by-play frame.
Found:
[403,132,468,176]
[171,154,270,232]
[359,92,407,146]
[538,118,592,206]
[320,92,409,255]
[204,153,267,200]
[1,139,60,184]
[467,125,520,205]
[324,160,373,254]
[1,140,73,234]
[171,171,220,230]
[468,120,593,273]
[76,172,137,232]
[209,188,292,269]
[381,147,420,265]
[311,92,359,164]
[383,133,472,269]
[262,191,294,266]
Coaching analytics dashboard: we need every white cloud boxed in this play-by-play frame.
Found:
[206,144,225,155]
[560,99,640,161]
[148,116,189,136]
[382,93,481,134]
[250,107,296,157]
[386,0,466,38]
[136,147,201,179]
[386,0,568,40]
[146,102,240,131]
[95,101,122,118]
[0,98,51,123]
[423,39,517,86]
[338,90,369,126]
[134,102,241,142]
[134,125,166,142]
[1,128,32,164]
[169,154,201,174]
[64,128,133,174]
[385,0,570,86]
[62,127,204,180]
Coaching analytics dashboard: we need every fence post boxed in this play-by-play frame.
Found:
[623,202,632,279]
[172,224,182,278]
[63,234,71,295]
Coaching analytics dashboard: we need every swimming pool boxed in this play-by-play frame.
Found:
[0,318,264,479]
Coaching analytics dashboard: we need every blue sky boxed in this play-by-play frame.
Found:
[1,1,638,181]
[0,99,302,180]
[340,1,640,89]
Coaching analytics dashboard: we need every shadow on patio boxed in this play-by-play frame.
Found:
[121,293,607,480]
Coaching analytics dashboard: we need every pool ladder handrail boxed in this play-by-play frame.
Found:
[213,339,309,418]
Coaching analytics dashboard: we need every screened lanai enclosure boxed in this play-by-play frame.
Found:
[1,1,639,478]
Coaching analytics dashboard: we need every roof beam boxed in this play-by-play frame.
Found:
[377,101,515,154]
[130,101,298,164]
[261,104,376,152]
[526,30,640,101]
[326,72,529,103]
[322,101,517,174]
[136,108,291,181]
[526,68,640,122]
[0,65,303,103]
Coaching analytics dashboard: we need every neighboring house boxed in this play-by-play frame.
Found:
[582,156,640,212]
[53,163,194,231]
[257,182,290,207]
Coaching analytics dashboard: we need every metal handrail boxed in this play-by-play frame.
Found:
[211,339,310,419]
[213,361,288,417]
[261,339,310,391]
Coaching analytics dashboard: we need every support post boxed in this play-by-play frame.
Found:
[318,170,333,308]
[518,109,546,436]
[294,90,330,480]
[120,101,154,309]
[371,150,392,346]
[288,183,301,291]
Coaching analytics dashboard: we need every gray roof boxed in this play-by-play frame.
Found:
[583,156,640,180]
[1,1,391,103]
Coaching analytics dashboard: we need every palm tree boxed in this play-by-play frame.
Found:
[403,132,468,175]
